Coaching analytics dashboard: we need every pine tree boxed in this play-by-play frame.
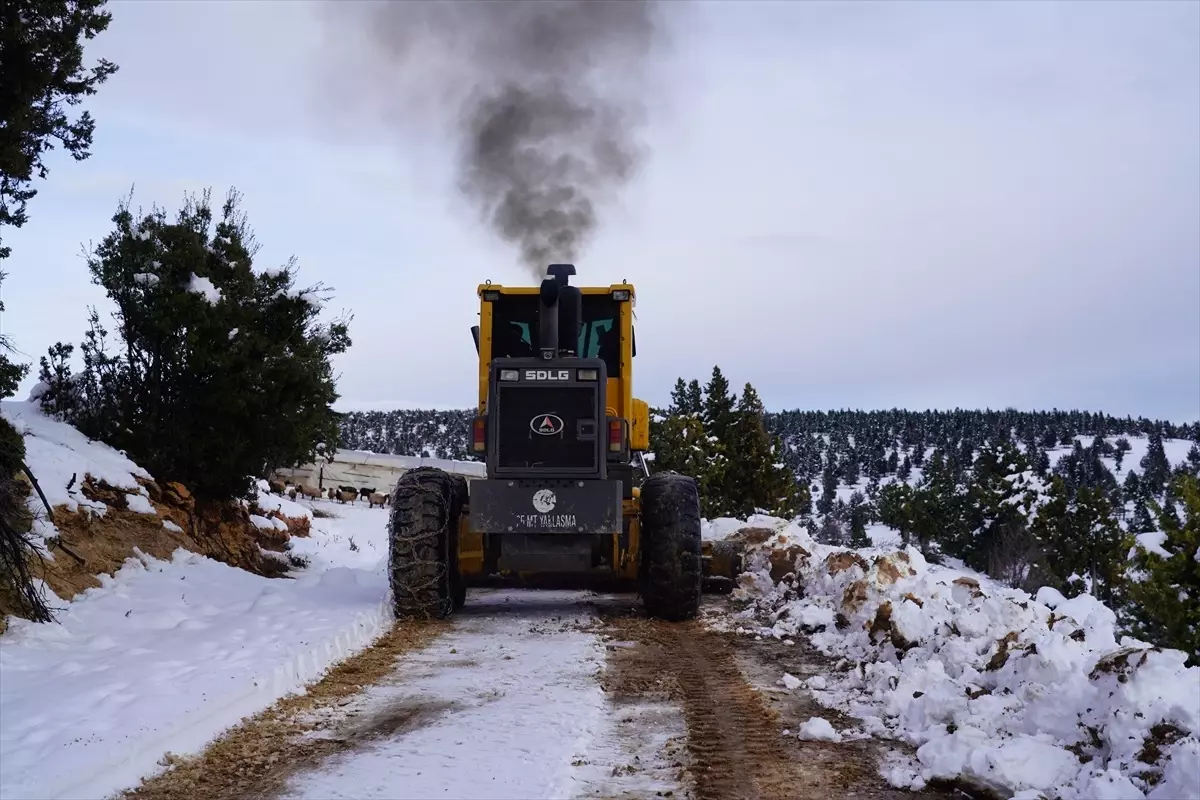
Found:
[725,383,800,518]
[1127,475,1200,665]
[702,366,736,445]
[841,452,860,486]
[0,0,119,261]
[911,444,926,468]
[1131,497,1156,533]
[849,502,870,548]
[817,461,839,515]
[1140,432,1172,495]
[1124,470,1143,503]
[878,482,914,546]
[1187,443,1200,474]
[963,442,1038,583]
[38,188,351,500]
[668,378,689,414]
[684,379,703,416]
[897,453,912,481]
[1113,436,1132,472]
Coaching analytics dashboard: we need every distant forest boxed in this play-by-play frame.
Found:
[336,404,1199,476]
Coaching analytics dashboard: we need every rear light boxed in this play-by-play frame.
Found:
[578,368,598,381]
[473,416,486,452]
[499,369,519,381]
[609,419,623,452]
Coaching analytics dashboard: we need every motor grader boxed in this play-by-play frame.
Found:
[385,264,742,620]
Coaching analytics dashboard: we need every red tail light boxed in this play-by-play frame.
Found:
[473,416,486,452]
[609,419,623,452]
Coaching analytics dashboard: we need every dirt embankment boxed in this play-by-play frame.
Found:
[122,620,450,800]
[1,474,311,626]
[598,606,959,800]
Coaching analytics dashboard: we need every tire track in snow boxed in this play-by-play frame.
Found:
[598,605,960,800]
[277,589,689,800]
[121,619,450,800]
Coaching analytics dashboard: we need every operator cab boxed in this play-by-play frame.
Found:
[487,293,623,375]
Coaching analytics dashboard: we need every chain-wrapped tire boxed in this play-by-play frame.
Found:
[387,467,465,619]
[639,471,703,621]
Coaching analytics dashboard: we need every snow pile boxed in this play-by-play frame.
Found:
[797,717,843,742]
[1,401,152,534]
[716,517,1200,799]
[252,478,312,521]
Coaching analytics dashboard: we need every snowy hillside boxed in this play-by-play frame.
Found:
[817,434,1199,548]
[0,402,396,800]
[711,516,1200,799]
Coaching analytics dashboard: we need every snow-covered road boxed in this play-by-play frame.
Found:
[280,589,687,800]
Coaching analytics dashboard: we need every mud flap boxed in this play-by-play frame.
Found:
[469,478,622,534]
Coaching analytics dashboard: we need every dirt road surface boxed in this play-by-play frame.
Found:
[125,590,962,800]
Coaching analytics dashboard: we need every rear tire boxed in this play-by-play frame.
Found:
[387,467,465,619]
[639,471,702,621]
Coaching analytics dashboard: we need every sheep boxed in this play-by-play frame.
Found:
[337,489,357,504]
[359,487,376,501]
[268,480,285,495]
[287,488,298,500]
[327,487,337,500]
[368,492,387,509]
[298,484,321,499]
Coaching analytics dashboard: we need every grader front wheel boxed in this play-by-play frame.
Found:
[639,471,703,621]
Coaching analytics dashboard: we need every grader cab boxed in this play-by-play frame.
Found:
[385,264,741,620]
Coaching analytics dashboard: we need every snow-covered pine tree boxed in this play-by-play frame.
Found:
[1127,474,1200,665]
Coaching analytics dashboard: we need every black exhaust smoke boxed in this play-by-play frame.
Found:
[314,0,669,280]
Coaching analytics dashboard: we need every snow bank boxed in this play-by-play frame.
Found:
[0,397,396,800]
[1,401,150,522]
[717,517,1200,799]
[253,478,313,521]
[0,503,393,800]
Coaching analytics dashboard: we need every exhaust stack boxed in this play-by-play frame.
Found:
[539,264,579,359]
[538,277,559,359]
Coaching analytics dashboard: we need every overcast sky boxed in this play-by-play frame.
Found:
[2,0,1197,422]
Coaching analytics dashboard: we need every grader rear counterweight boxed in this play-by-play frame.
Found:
[386,264,741,621]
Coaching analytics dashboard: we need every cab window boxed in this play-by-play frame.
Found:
[490,293,622,376]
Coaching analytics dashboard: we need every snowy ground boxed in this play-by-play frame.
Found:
[280,590,685,800]
[711,515,1200,800]
[0,499,394,800]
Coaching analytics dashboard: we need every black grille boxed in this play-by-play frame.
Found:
[495,385,598,471]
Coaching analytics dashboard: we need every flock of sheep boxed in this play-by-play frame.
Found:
[266,480,391,509]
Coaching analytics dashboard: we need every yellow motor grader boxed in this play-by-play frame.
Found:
[386,264,741,620]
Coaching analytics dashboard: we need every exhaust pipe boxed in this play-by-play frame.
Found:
[538,277,559,359]
[539,264,579,359]
[559,285,581,356]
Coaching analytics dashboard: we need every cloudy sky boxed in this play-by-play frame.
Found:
[3,0,1197,421]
